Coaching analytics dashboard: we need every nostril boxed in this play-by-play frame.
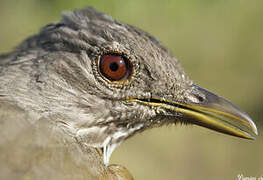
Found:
[195,94,205,103]
[188,93,205,104]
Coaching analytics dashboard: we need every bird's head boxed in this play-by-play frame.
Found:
[11,7,257,165]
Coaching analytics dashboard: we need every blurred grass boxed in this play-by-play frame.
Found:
[0,0,262,179]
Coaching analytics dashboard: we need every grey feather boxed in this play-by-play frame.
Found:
[0,6,193,180]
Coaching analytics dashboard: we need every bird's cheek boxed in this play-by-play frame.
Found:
[123,102,158,121]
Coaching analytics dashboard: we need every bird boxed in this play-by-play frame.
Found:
[0,6,258,180]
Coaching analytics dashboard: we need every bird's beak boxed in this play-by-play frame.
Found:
[128,85,258,140]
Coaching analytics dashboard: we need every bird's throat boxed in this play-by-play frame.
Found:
[76,123,144,166]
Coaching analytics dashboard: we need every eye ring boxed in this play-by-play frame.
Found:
[98,53,132,83]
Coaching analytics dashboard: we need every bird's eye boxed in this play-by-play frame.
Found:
[99,54,132,81]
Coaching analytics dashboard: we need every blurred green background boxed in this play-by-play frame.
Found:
[0,0,262,179]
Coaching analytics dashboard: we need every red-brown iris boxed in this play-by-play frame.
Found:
[99,54,131,81]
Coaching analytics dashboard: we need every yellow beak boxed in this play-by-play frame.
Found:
[128,85,258,140]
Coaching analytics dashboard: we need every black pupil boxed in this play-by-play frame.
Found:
[109,62,119,71]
